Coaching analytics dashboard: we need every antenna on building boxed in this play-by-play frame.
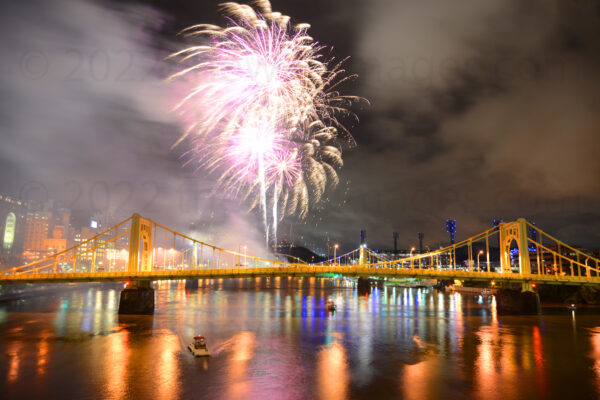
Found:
[418,232,424,253]
[393,231,398,252]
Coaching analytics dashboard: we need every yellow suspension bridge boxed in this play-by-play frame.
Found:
[1,213,599,287]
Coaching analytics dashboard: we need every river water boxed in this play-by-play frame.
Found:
[1,278,599,399]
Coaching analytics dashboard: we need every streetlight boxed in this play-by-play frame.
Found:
[334,244,339,266]
[477,250,484,271]
[410,247,415,269]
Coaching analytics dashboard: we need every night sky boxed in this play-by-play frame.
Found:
[1,0,599,254]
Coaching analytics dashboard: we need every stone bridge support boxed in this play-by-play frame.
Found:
[118,280,155,314]
[118,214,155,314]
[494,219,540,314]
[496,285,540,315]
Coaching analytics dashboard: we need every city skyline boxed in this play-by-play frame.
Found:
[1,189,600,271]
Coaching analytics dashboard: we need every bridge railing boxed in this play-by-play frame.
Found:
[4,214,600,284]
[4,216,133,275]
[350,226,502,273]
[525,221,600,278]
[315,248,361,266]
[145,217,304,272]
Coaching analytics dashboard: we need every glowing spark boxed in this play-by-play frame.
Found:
[169,1,363,249]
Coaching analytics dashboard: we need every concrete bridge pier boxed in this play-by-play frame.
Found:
[356,278,383,294]
[357,277,370,294]
[496,283,540,315]
[185,279,199,290]
[118,280,155,315]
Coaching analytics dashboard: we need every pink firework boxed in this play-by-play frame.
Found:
[168,1,361,249]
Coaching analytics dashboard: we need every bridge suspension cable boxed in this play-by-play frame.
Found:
[1,214,599,286]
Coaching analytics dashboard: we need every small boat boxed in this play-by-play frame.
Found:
[568,303,577,311]
[188,336,210,357]
[326,300,336,311]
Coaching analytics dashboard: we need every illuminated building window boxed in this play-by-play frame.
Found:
[3,212,16,250]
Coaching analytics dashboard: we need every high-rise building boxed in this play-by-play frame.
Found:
[75,223,105,265]
[0,194,28,265]
[22,211,52,262]
[43,224,68,255]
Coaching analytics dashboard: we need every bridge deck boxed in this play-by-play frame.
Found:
[2,266,600,286]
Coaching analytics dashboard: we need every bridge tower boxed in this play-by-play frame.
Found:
[498,218,531,276]
[119,213,155,314]
[359,245,366,265]
[127,213,153,273]
[497,218,539,314]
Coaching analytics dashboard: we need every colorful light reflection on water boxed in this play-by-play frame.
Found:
[1,279,600,399]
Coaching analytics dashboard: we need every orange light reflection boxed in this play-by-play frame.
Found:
[317,337,349,400]
[532,325,546,397]
[590,327,600,389]
[105,330,130,400]
[155,334,180,400]
[475,324,518,400]
[227,331,256,400]
[401,355,437,400]
[6,341,21,384]
[36,330,50,376]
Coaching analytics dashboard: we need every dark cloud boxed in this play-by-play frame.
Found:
[294,0,600,250]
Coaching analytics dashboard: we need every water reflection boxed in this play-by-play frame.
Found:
[155,334,180,400]
[105,330,129,400]
[36,330,50,376]
[401,354,438,400]
[317,334,348,400]
[226,331,256,399]
[532,325,546,397]
[6,340,21,383]
[591,327,600,388]
[1,279,600,399]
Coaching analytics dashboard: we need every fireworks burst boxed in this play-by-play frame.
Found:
[168,0,362,249]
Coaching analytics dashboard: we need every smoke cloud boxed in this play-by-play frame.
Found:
[0,0,269,256]
[297,0,600,250]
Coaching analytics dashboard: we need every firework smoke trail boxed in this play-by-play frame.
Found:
[257,154,269,248]
[168,1,363,250]
[271,180,278,247]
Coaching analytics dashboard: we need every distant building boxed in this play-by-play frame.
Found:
[21,211,52,263]
[370,248,453,267]
[43,225,68,255]
[73,223,105,266]
[370,249,413,261]
[0,194,28,266]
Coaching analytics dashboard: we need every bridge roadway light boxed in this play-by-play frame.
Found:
[477,250,484,271]
[410,247,416,268]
